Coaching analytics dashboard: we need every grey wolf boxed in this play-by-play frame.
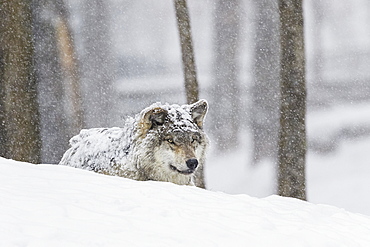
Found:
[59,100,209,187]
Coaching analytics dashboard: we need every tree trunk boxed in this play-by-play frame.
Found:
[251,0,280,165]
[0,0,42,163]
[277,0,307,200]
[0,48,6,158]
[211,0,241,152]
[32,0,71,163]
[80,0,115,128]
[174,0,199,104]
[54,0,85,135]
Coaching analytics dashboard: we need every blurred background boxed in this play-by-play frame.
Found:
[1,0,370,215]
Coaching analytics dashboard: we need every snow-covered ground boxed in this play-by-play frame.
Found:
[1,157,370,246]
[2,101,370,245]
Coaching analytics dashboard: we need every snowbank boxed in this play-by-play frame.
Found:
[1,157,370,246]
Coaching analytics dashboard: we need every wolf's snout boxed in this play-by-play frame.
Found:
[186,158,198,170]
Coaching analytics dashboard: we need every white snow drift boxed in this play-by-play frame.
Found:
[1,157,370,246]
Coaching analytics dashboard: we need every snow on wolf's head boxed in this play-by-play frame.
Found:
[134,99,209,187]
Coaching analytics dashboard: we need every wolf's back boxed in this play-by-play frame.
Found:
[59,127,133,174]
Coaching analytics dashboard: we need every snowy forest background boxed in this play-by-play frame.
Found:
[1,0,370,215]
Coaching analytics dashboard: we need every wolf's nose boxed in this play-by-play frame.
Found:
[186,158,198,170]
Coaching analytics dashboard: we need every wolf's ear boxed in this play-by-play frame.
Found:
[148,108,168,128]
[190,99,208,129]
[140,107,168,134]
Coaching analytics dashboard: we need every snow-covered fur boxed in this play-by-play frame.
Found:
[59,100,209,187]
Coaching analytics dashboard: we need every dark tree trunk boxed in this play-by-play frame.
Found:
[0,48,6,158]
[174,0,199,104]
[277,0,307,200]
[0,0,42,163]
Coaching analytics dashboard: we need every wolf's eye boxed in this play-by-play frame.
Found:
[167,139,175,144]
[191,136,199,143]
[191,135,200,143]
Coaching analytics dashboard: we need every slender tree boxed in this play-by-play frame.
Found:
[277,0,307,200]
[0,0,42,163]
[54,0,85,134]
[174,0,199,104]
[251,0,280,165]
[80,0,115,128]
[32,0,71,163]
[212,0,241,152]
[0,48,5,158]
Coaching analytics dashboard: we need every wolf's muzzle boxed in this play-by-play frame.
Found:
[169,159,198,175]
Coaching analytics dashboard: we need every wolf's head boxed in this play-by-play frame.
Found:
[135,100,209,185]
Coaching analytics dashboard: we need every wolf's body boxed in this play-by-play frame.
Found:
[59,100,209,187]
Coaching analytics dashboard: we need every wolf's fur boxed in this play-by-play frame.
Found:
[59,100,209,187]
